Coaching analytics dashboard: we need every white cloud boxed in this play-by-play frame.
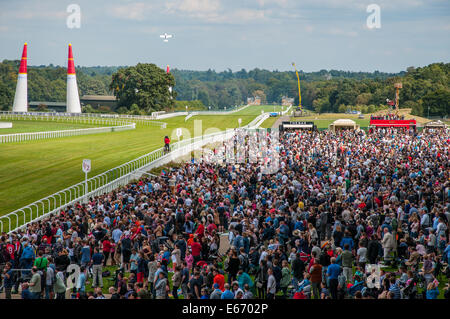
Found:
[109,2,153,21]
[178,0,221,13]
[140,26,159,34]
[284,0,428,10]
[165,0,221,20]
[165,0,270,24]
[6,9,66,20]
[328,28,358,37]
[225,9,266,22]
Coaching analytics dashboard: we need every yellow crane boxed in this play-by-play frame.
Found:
[394,82,402,114]
[292,62,302,111]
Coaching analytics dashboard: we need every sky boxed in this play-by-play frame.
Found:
[0,0,449,73]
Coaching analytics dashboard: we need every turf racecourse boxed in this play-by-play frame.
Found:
[0,105,283,216]
[0,120,105,134]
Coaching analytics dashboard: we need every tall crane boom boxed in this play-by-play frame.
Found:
[292,62,302,110]
[394,82,402,112]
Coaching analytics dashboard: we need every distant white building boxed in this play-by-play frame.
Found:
[281,96,294,106]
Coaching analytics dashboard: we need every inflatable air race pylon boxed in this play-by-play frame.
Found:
[66,43,81,113]
[12,43,28,112]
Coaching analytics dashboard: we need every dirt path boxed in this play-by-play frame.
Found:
[271,115,290,129]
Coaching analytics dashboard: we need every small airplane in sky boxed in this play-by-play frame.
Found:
[160,33,173,42]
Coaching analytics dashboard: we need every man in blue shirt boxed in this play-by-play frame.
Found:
[76,266,87,294]
[278,220,290,245]
[327,257,341,299]
[443,243,450,264]
[340,231,354,250]
[112,227,123,243]
[80,241,91,268]
[180,262,190,299]
[91,248,104,288]
[233,232,244,250]
[221,283,235,299]
[176,235,187,260]
[19,241,35,274]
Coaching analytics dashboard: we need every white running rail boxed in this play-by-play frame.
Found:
[185,112,197,122]
[282,105,292,115]
[246,113,270,129]
[154,104,252,119]
[0,112,167,128]
[0,123,136,144]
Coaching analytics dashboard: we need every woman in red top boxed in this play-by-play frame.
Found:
[195,223,205,241]
[164,136,170,153]
[102,236,113,266]
[190,237,202,266]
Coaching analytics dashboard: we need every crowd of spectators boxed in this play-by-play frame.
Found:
[1,127,449,300]
[370,114,406,121]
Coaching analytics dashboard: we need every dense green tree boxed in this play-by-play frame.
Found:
[0,82,13,110]
[421,89,450,117]
[110,63,175,114]
[82,104,94,113]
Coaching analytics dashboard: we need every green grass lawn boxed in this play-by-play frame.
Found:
[294,119,370,130]
[0,106,275,216]
[0,120,103,134]
[260,117,371,130]
[259,117,279,128]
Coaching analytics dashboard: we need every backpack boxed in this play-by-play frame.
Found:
[240,254,249,271]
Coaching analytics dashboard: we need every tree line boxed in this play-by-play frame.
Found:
[0,60,448,117]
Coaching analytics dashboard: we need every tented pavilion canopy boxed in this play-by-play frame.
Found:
[424,120,448,132]
[424,120,448,128]
[328,119,360,132]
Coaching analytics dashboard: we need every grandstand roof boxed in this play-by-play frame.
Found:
[81,95,117,101]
